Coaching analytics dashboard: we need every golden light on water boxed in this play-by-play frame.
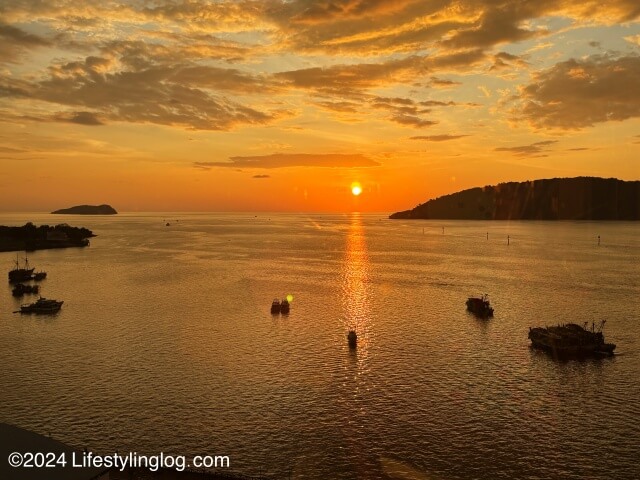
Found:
[286,294,293,303]
[351,183,362,196]
[341,213,371,357]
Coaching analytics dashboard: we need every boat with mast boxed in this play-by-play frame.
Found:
[8,254,35,283]
[528,320,616,357]
[466,293,494,318]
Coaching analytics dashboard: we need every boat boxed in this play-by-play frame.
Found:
[466,293,494,318]
[270,299,281,314]
[33,271,47,281]
[528,321,616,357]
[347,330,357,348]
[280,298,290,314]
[8,254,35,283]
[20,297,64,314]
[12,283,40,297]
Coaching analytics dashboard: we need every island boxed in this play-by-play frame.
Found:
[0,223,95,252]
[390,177,640,220]
[52,204,117,215]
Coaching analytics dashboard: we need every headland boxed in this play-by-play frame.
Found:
[390,177,640,220]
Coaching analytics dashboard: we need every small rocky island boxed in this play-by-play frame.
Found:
[390,177,640,220]
[52,204,117,215]
[0,223,95,252]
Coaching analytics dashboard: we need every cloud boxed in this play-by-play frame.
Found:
[1,56,284,130]
[390,114,438,128]
[512,54,640,129]
[443,3,547,50]
[428,77,462,88]
[194,153,380,169]
[312,100,360,113]
[495,140,558,156]
[253,174,271,178]
[625,35,640,46]
[409,134,469,141]
[490,52,529,71]
[0,23,51,63]
[54,111,104,126]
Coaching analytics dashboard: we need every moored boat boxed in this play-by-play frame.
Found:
[33,271,47,281]
[8,254,35,283]
[280,298,290,314]
[20,297,64,314]
[347,330,357,348]
[528,321,616,357]
[12,283,40,297]
[466,293,494,318]
[270,299,281,314]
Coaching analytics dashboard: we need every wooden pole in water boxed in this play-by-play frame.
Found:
[507,235,510,245]
[598,235,600,246]
[486,232,489,240]
[442,226,444,235]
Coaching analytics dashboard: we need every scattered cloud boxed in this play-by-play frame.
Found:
[389,114,438,128]
[490,52,529,71]
[1,0,640,136]
[512,54,640,129]
[253,174,271,178]
[54,111,104,126]
[0,58,285,130]
[625,35,640,46]
[409,134,470,141]
[495,140,558,156]
[0,23,51,63]
[194,153,381,169]
[428,77,462,88]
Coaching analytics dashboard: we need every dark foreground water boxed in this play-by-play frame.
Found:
[1,213,639,479]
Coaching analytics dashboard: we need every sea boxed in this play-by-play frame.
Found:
[1,213,639,480]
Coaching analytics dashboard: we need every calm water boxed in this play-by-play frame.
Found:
[1,213,639,479]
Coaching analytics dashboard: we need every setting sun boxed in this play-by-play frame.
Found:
[351,183,362,196]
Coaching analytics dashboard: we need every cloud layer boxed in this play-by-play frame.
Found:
[0,1,639,140]
[195,153,380,169]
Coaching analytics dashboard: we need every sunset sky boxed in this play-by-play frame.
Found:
[1,0,639,212]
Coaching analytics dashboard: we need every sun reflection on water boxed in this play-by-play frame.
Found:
[341,213,372,360]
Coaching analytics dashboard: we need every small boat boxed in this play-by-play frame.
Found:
[12,283,40,297]
[347,330,357,348]
[33,271,47,281]
[20,297,64,314]
[270,299,281,314]
[466,293,494,318]
[528,321,616,357]
[8,254,35,283]
[280,298,290,314]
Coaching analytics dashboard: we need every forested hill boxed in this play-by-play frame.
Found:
[389,177,640,220]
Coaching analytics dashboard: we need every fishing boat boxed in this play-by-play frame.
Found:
[270,299,281,314]
[466,293,494,318]
[280,298,290,314]
[20,297,64,314]
[33,271,47,281]
[12,283,39,297]
[347,330,357,348]
[8,254,35,283]
[528,320,616,357]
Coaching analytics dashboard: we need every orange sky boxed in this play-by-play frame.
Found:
[1,1,639,212]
